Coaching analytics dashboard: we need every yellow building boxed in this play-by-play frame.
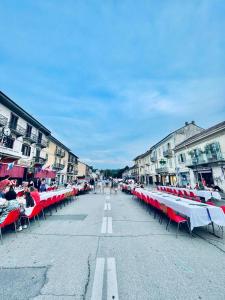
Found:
[77,161,90,178]
[44,136,70,184]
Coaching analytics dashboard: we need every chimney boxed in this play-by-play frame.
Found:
[185,121,189,126]
[191,121,195,125]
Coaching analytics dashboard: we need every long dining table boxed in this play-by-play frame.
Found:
[158,185,221,201]
[135,188,225,231]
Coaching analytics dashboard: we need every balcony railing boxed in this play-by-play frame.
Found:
[33,156,46,165]
[155,167,169,174]
[186,152,225,167]
[0,114,8,127]
[9,123,26,137]
[53,163,65,170]
[163,149,173,158]
[23,132,37,144]
[36,138,47,148]
[55,148,65,157]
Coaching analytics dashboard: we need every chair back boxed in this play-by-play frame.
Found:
[0,209,20,227]
[167,207,177,220]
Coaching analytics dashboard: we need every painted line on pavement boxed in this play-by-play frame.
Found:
[91,258,105,300]
[104,203,111,211]
[106,195,110,200]
[107,217,112,234]
[101,217,107,234]
[107,257,119,300]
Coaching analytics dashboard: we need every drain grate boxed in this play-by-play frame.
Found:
[48,214,87,221]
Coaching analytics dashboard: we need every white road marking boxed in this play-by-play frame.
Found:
[101,217,107,234]
[106,195,110,200]
[91,258,105,300]
[104,203,108,210]
[107,217,112,234]
[108,203,111,210]
[107,257,119,300]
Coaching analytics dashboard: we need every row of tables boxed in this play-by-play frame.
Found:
[158,185,221,201]
[134,187,225,231]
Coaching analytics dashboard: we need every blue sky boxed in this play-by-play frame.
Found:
[0,1,225,169]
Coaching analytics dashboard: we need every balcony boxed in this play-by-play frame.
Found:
[155,167,169,174]
[67,167,74,174]
[23,133,37,144]
[53,163,65,170]
[33,156,47,165]
[36,138,47,148]
[9,123,26,137]
[150,156,157,162]
[0,114,7,127]
[55,148,65,157]
[186,153,225,168]
[163,149,173,158]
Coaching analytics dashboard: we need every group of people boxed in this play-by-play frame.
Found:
[89,178,119,194]
[0,179,41,232]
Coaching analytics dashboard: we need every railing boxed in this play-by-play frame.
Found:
[9,123,26,136]
[163,149,173,157]
[33,156,46,165]
[55,148,65,157]
[24,132,37,143]
[186,152,225,167]
[36,138,47,148]
[155,167,169,173]
[53,163,65,170]
[0,114,8,127]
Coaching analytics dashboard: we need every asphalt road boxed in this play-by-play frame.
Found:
[1,189,225,300]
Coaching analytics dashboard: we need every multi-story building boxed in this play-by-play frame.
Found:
[175,121,225,190]
[0,91,50,183]
[132,121,204,186]
[149,121,203,185]
[44,136,70,185]
[67,151,78,183]
[77,161,90,178]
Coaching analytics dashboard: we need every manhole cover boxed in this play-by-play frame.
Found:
[48,214,87,221]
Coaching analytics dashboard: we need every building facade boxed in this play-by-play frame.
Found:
[132,121,204,186]
[44,136,70,185]
[77,161,90,178]
[67,151,78,183]
[175,121,225,191]
[0,91,50,183]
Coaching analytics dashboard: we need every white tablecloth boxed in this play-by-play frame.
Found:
[136,188,225,230]
[39,187,74,201]
[158,186,221,201]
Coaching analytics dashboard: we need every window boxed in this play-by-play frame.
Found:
[10,113,18,129]
[178,153,186,163]
[3,136,14,149]
[21,144,31,156]
[38,132,42,143]
[26,124,32,137]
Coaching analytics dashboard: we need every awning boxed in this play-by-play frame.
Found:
[34,169,56,179]
[0,163,25,178]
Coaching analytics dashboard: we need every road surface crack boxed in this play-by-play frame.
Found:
[82,254,91,300]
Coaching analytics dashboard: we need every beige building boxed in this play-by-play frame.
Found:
[175,121,225,191]
[44,136,70,185]
[77,161,90,178]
